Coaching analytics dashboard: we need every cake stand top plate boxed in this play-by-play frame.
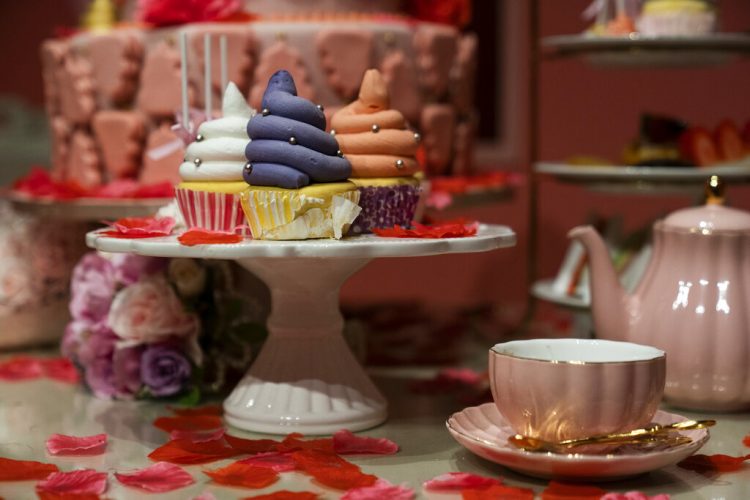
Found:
[86,224,516,260]
[4,191,171,222]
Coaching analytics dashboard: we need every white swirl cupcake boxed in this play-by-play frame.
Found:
[176,82,255,236]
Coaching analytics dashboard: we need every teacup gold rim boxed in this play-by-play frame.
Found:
[489,340,665,365]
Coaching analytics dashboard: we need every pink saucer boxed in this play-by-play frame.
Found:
[446,403,709,481]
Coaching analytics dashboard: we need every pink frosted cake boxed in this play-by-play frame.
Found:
[40,0,479,188]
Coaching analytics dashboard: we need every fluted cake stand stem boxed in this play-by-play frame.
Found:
[224,257,386,434]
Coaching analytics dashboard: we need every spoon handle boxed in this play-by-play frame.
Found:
[557,419,715,448]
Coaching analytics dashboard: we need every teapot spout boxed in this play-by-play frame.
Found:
[568,225,630,341]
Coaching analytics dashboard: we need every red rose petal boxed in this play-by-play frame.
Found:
[46,433,107,456]
[277,433,334,453]
[153,415,224,433]
[332,430,399,455]
[678,453,750,474]
[104,216,175,238]
[241,492,319,500]
[462,483,534,500]
[36,469,108,496]
[424,472,502,492]
[0,457,59,480]
[40,358,80,384]
[291,449,377,490]
[178,229,243,246]
[148,437,239,465]
[115,462,195,493]
[0,356,44,380]
[743,434,750,448]
[204,462,279,489]
[342,479,414,500]
[373,219,478,239]
[541,481,606,499]
[224,434,280,455]
[238,452,297,472]
[170,427,226,443]
[37,493,101,500]
[169,405,224,417]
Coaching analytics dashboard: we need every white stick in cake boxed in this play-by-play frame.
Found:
[220,35,228,99]
[204,33,212,119]
[179,31,189,131]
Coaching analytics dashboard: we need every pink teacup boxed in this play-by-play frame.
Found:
[489,339,666,443]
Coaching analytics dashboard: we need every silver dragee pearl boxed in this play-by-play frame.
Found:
[330,129,336,136]
[337,150,343,157]
[193,158,202,167]
[395,159,405,169]
[195,134,204,142]
[316,104,324,112]
[244,163,253,174]
[371,124,380,133]
[289,136,297,145]
[261,108,270,116]
[413,132,421,143]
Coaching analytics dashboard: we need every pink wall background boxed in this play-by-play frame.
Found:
[1,1,748,330]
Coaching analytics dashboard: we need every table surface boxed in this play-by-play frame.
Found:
[0,357,749,499]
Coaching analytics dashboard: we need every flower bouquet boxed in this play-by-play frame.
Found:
[62,252,267,403]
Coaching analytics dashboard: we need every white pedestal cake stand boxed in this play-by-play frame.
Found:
[86,225,516,435]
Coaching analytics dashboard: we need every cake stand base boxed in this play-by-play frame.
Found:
[224,257,387,434]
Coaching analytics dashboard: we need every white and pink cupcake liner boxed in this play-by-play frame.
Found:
[175,188,251,237]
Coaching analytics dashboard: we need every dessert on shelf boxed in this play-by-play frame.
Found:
[637,0,718,36]
[331,69,422,234]
[38,0,479,193]
[242,70,361,240]
[583,0,718,37]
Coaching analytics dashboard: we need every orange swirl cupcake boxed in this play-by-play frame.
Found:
[330,69,421,234]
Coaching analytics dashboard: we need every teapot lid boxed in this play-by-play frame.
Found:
[662,176,750,233]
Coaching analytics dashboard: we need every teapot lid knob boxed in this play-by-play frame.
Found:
[705,175,725,206]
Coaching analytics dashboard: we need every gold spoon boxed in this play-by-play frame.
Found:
[508,419,715,453]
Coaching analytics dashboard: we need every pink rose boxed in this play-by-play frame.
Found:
[110,254,167,286]
[69,253,116,324]
[108,276,199,345]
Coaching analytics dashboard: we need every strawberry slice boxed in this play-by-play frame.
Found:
[680,127,719,167]
[714,119,745,162]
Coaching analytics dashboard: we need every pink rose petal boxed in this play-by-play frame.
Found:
[170,427,226,443]
[192,492,218,500]
[115,462,195,493]
[342,479,414,500]
[423,472,502,492]
[601,493,671,500]
[238,452,297,472]
[36,469,108,496]
[46,433,107,456]
[107,216,176,237]
[333,430,399,455]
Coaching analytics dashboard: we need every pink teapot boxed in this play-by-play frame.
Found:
[569,178,750,411]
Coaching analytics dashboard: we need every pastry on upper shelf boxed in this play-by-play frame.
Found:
[622,114,690,167]
[331,69,421,234]
[176,82,254,236]
[637,0,718,37]
[242,70,361,240]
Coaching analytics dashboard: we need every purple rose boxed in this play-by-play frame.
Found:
[78,325,142,399]
[141,345,192,397]
[111,254,167,286]
[69,252,115,324]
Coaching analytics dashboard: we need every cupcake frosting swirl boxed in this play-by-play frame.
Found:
[330,69,419,178]
[179,82,254,182]
[244,70,351,189]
